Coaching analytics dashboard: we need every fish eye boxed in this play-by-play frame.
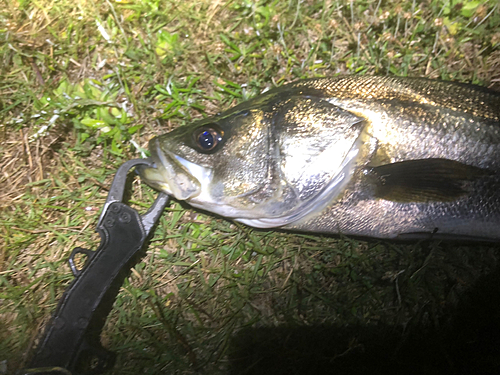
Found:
[193,124,224,153]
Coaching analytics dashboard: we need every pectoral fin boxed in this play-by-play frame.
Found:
[366,158,492,203]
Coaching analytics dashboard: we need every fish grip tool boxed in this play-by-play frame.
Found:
[21,159,170,375]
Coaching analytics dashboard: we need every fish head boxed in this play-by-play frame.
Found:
[140,105,273,209]
[139,93,367,228]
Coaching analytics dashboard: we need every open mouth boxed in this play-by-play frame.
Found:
[137,158,174,195]
[138,138,211,200]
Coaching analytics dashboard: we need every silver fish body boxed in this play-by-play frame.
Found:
[139,76,500,241]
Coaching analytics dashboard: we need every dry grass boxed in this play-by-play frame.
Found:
[1,0,500,374]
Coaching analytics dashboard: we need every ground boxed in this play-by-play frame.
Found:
[1,0,500,374]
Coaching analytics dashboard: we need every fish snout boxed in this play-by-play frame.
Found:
[139,138,201,200]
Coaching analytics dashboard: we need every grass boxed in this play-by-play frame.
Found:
[1,0,500,373]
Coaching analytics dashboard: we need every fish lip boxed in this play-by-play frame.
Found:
[148,138,202,200]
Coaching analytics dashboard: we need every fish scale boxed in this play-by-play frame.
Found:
[292,76,500,121]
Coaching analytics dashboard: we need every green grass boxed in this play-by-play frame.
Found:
[1,0,500,374]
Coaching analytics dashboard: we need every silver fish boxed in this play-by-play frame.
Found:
[139,76,500,241]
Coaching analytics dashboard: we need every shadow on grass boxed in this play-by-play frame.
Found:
[228,263,500,375]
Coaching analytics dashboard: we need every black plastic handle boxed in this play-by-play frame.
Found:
[22,159,170,375]
[26,203,146,374]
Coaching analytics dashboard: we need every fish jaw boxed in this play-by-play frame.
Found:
[139,137,203,200]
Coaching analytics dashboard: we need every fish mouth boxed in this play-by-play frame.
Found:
[138,138,207,200]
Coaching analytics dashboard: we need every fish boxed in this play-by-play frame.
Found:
[138,76,500,241]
